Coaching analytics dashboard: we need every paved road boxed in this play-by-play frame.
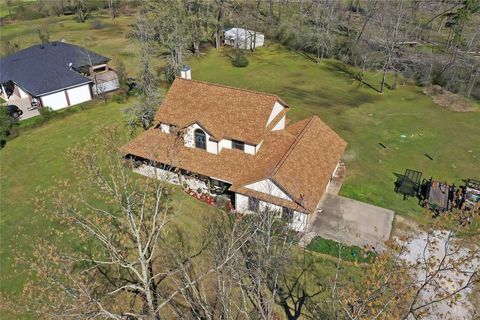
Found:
[303,194,394,252]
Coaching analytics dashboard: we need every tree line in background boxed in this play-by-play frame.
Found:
[1,1,479,318]
[122,0,479,131]
[132,0,479,97]
[2,0,127,22]
[3,0,478,98]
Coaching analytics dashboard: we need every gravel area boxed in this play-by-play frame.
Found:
[399,230,479,319]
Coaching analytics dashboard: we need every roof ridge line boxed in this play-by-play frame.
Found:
[176,78,285,103]
[269,116,317,178]
[268,116,318,211]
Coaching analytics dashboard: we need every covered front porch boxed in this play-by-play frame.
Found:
[128,157,308,232]
[130,158,234,209]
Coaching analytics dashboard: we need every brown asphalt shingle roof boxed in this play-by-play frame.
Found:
[121,128,253,185]
[270,117,347,213]
[123,80,346,214]
[121,126,305,212]
[155,78,287,145]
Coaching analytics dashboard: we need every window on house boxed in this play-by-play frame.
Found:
[248,197,259,212]
[194,129,207,150]
[282,207,294,223]
[232,139,245,151]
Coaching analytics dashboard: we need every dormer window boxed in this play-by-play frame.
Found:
[194,129,207,150]
[232,139,245,151]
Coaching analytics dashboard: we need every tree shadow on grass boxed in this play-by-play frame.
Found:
[296,51,319,64]
[281,83,376,117]
[323,60,383,94]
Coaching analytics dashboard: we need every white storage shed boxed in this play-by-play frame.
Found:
[224,28,265,50]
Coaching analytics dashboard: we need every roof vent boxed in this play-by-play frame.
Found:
[39,45,45,49]
[52,42,57,47]
[68,62,73,69]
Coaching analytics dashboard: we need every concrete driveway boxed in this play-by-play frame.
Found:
[304,194,394,252]
[6,96,40,120]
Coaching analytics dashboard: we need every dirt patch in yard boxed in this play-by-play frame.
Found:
[423,85,476,112]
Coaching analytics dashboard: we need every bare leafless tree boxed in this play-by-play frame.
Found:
[304,0,337,64]
[125,5,161,131]
[10,126,479,319]
[375,0,407,93]
[236,208,291,319]
[108,0,116,19]
[333,227,479,320]
[169,215,255,319]
[150,1,191,81]
[16,126,251,319]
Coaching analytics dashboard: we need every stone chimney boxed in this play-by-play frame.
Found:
[180,65,192,80]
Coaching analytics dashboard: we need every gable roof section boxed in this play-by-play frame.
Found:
[121,128,254,185]
[0,42,109,96]
[155,78,287,145]
[269,117,347,213]
[229,116,346,213]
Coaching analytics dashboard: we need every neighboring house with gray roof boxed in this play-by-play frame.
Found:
[0,41,119,110]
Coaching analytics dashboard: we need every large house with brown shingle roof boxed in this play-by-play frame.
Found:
[122,77,346,231]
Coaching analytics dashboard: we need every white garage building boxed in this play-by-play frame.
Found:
[0,41,119,111]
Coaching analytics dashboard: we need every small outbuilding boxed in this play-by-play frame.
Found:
[224,28,264,50]
[0,41,119,111]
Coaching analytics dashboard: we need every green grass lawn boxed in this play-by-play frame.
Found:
[0,98,220,300]
[0,99,127,294]
[307,236,376,264]
[0,97,359,318]
[189,44,480,220]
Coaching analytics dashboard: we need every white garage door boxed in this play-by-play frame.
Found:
[41,91,68,110]
[66,84,92,106]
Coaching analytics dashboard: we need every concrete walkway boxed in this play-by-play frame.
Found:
[303,194,395,252]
